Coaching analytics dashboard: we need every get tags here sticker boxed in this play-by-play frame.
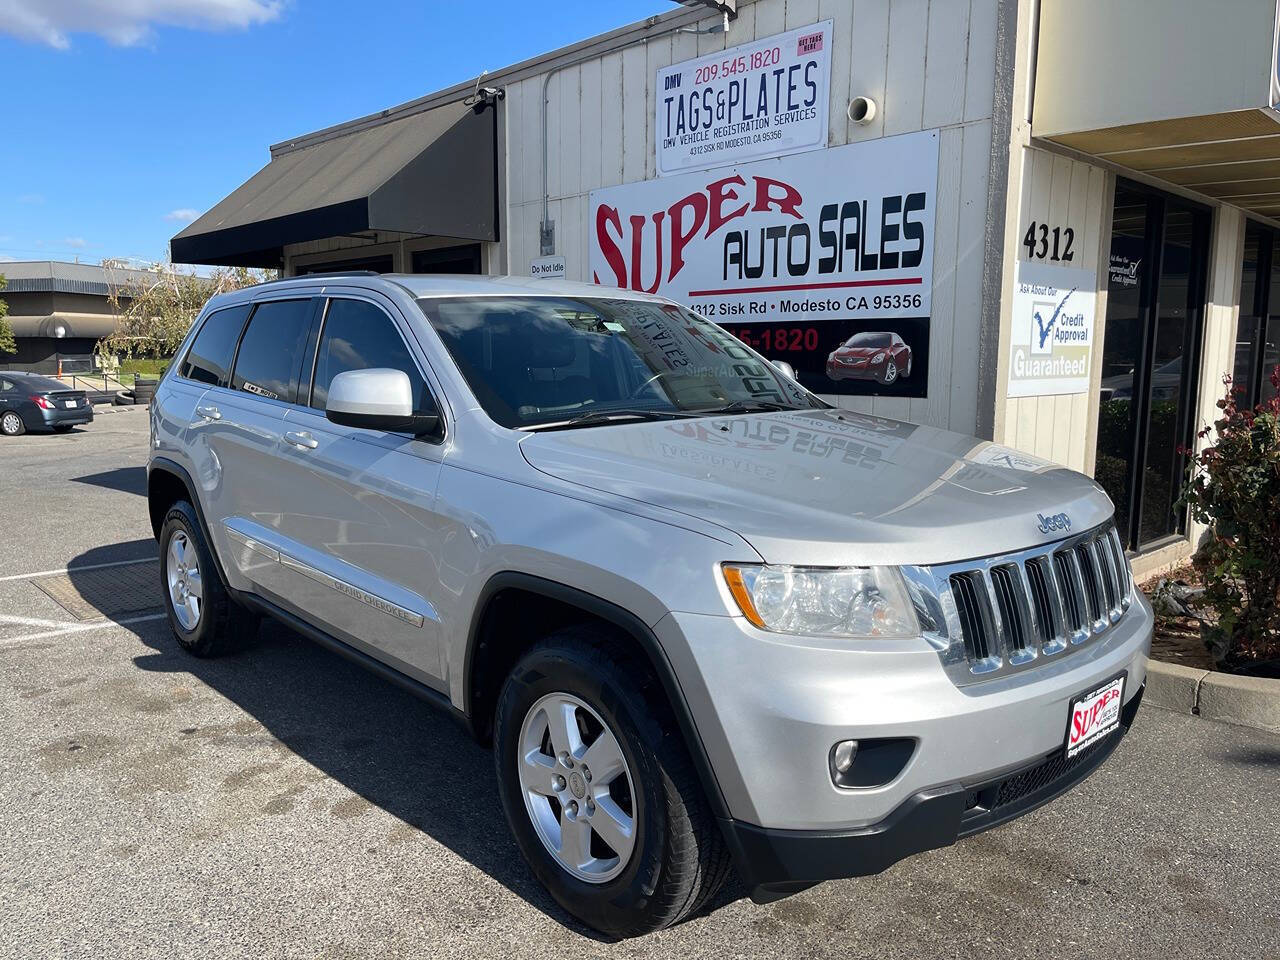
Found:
[1066,674,1125,758]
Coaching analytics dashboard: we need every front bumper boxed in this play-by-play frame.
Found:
[724,685,1143,897]
[826,360,878,381]
[654,592,1152,888]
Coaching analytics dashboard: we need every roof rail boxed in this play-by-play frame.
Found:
[253,270,384,286]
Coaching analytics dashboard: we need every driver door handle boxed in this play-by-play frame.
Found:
[195,404,221,421]
[284,430,318,450]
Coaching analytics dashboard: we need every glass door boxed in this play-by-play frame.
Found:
[1095,181,1210,552]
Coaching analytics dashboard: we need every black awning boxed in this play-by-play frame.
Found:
[171,100,499,268]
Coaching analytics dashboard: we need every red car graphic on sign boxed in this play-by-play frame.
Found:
[825,332,913,385]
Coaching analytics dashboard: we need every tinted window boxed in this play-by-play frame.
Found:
[230,299,314,403]
[11,374,66,392]
[421,296,821,428]
[310,299,431,412]
[181,305,250,387]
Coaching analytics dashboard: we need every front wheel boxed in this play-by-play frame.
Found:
[882,360,899,384]
[494,628,731,937]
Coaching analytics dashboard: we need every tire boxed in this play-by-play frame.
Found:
[53,425,74,433]
[1,411,25,436]
[882,360,898,385]
[494,627,731,937]
[905,356,913,378]
[159,500,259,657]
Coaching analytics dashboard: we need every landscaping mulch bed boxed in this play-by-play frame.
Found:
[1138,564,1216,672]
[1138,564,1280,678]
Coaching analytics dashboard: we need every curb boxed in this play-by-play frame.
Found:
[1145,660,1280,734]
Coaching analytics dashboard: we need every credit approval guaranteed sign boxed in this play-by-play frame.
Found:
[589,130,939,325]
[656,21,832,176]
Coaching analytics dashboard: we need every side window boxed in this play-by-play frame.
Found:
[180,304,251,387]
[310,298,432,413]
[230,299,314,404]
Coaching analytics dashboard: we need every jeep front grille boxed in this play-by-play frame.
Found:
[903,522,1132,685]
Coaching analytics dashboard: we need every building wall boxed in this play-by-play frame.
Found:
[994,145,1113,472]
[500,0,1001,435]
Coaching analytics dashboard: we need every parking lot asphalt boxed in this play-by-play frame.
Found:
[2,413,1279,960]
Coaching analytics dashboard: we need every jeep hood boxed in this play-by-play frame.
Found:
[518,409,1114,566]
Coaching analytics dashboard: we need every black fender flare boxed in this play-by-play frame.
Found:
[147,456,232,588]
[463,571,730,821]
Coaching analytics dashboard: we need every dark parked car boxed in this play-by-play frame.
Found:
[0,372,93,436]
[826,331,913,385]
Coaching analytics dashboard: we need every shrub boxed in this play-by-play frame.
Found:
[1179,368,1280,665]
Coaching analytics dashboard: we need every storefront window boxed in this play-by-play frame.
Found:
[1233,226,1263,403]
[1095,187,1148,539]
[1094,181,1209,552]
[1138,208,1200,545]
[1232,222,1280,407]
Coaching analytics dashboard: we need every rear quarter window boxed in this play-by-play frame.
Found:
[180,304,251,387]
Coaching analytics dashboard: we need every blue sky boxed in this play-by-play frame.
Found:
[0,0,675,267]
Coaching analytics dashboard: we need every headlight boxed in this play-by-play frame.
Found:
[722,564,918,638]
[872,352,886,363]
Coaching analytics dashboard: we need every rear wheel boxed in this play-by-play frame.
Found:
[1,412,25,436]
[160,500,258,657]
[494,627,731,937]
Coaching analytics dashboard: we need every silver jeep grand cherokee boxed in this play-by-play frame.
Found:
[148,274,1151,937]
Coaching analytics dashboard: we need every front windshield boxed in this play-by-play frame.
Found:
[846,333,892,348]
[418,296,825,429]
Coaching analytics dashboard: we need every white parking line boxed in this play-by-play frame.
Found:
[0,613,78,629]
[0,557,156,583]
[0,612,166,646]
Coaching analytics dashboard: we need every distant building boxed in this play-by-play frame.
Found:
[0,260,158,373]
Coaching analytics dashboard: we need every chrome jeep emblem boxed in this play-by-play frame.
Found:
[1036,511,1071,535]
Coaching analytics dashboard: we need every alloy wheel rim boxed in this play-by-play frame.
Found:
[166,531,203,631]
[517,692,637,884]
[885,361,898,383]
[2,413,19,433]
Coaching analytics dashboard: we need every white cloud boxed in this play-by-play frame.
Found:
[0,254,17,263]
[64,236,87,248]
[164,208,201,223]
[0,1,283,49]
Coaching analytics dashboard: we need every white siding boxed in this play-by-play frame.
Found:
[997,146,1110,472]
[503,0,1000,436]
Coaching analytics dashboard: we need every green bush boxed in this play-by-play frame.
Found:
[1179,368,1280,665]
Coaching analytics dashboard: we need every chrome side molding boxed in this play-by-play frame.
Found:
[222,520,430,628]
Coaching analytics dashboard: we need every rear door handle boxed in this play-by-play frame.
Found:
[195,404,221,421]
[284,430,318,450]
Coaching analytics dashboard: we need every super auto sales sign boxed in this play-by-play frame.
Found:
[589,131,939,397]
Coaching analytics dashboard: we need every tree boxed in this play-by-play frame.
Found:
[100,263,276,360]
[0,274,15,356]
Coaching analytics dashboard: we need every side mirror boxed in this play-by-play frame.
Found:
[771,359,797,380]
[325,368,439,436]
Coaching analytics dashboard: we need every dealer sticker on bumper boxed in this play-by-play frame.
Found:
[1066,674,1125,758]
